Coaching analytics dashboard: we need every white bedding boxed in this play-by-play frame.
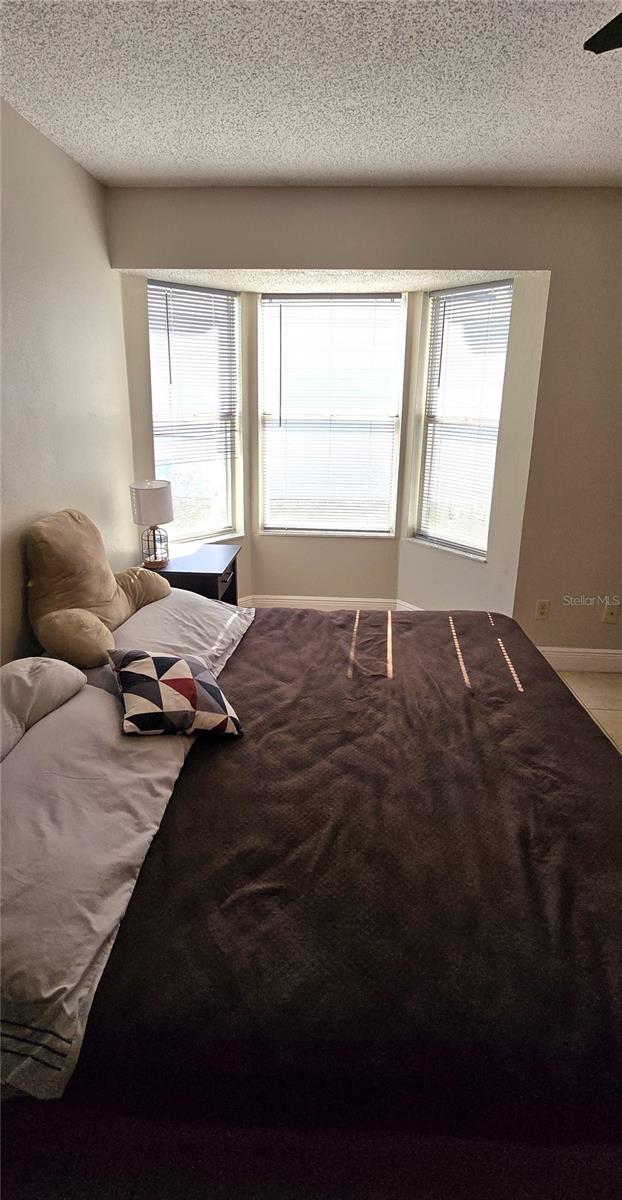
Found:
[0,685,191,1099]
[1,588,254,1099]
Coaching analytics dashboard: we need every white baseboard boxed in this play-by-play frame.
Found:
[239,594,398,612]
[538,647,622,673]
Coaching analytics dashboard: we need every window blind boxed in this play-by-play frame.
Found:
[259,294,405,533]
[147,281,239,541]
[416,281,513,558]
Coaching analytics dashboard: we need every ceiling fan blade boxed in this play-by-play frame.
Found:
[584,11,622,53]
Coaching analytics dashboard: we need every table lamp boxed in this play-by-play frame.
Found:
[130,480,174,568]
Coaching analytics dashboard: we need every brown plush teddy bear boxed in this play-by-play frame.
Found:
[26,509,171,668]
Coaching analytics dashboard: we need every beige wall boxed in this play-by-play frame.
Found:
[251,535,398,603]
[1,103,137,661]
[121,274,156,483]
[109,185,621,648]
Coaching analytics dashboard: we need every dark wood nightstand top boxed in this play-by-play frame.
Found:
[158,543,241,577]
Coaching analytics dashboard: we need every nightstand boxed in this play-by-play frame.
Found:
[152,544,241,605]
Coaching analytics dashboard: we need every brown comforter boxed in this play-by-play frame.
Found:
[71,608,622,1133]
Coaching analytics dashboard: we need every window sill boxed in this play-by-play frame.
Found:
[405,536,487,563]
[202,531,245,544]
[257,529,397,540]
[170,531,245,554]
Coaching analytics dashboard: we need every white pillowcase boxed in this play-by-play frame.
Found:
[113,588,254,675]
[0,657,86,761]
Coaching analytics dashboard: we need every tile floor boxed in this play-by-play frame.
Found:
[559,672,622,753]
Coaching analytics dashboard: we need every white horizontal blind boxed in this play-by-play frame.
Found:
[417,281,513,558]
[260,295,405,533]
[147,281,239,540]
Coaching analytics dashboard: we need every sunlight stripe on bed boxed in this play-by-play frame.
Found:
[386,609,393,679]
[449,615,471,689]
[497,638,524,692]
[347,609,360,679]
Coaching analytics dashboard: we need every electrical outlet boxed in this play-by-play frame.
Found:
[535,599,550,620]
[601,603,620,625]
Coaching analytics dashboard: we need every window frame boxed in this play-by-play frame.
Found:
[411,280,514,562]
[146,279,243,544]
[257,292,408,538]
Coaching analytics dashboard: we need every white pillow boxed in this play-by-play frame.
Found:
[112,588,254,676]
[0,657,86,760]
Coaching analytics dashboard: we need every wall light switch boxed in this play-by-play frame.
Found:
[535,599,550,620]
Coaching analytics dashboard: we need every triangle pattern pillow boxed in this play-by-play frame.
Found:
[108,650,242,737]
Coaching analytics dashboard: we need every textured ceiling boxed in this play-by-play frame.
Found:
[129,268,524,293]
[2,1,621,187]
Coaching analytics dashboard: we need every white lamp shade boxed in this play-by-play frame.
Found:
[130,480,174,526]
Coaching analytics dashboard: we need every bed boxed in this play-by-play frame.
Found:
[3,603,622,1152]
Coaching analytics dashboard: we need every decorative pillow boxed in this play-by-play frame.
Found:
[26,509,170,668]
[108,650,242,737]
